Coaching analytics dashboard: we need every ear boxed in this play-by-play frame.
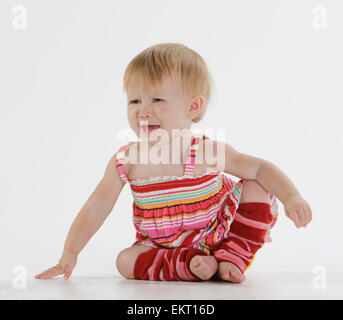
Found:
[188,95,204,120]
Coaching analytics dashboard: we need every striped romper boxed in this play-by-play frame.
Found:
[115,134,278,281]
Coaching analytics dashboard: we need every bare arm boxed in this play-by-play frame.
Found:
[35,152,126,279]
[63,153,126,255]
[213,141,312,228]
[255,160,301,203]
[255,160,312,228]
[212,140,299,202]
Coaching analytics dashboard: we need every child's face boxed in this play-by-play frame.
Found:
[126,73,198,142]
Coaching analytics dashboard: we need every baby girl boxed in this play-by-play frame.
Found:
[35,43,312,283]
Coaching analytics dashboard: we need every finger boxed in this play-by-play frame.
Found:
[35,268,54,279]
[303,209,310,226]
[36,265,64,279]
[38,269,61,279]
[308,207,313,224]
[291,211,301,228]
[63,266,73,280]
[297,210,306,227]
[63,272,71,280]
[35,267,54,278]
[302,210,308,227]
[35,271,46,279]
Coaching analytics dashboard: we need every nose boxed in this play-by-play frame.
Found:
[138,111,151,119]
[137,104,152,119]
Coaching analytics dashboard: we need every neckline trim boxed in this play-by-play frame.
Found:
[129,169,221,185]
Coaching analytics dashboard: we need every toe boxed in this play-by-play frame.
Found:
[190,256,201,268]
[230,273,240,282]
[221,271,233,282]
[233,271,245,282]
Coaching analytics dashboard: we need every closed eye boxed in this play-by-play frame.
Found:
[129,99,140,104]
[129,98,164,104]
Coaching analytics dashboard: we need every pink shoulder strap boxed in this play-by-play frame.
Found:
[115,142,135,183]
[184,134,208,176]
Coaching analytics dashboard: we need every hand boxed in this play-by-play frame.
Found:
[35,251,78,280]
[283,195,312,228]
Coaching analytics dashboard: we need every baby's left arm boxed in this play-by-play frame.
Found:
[214,141,312,229]
[255,160,312,229]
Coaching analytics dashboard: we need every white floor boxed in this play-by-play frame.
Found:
[2,233,342,300]
[1,267,342,300]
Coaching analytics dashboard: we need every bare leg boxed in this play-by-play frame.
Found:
[116,244,152,279]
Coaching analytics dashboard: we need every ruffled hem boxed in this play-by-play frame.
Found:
[190,180,279,255]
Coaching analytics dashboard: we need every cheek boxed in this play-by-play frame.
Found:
[165,105,186,121]
[127,107,136,118]
[127,109,137,126]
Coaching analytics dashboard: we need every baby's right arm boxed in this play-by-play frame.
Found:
[35,152,126,280]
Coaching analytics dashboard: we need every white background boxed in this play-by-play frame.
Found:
[0,0,342,298]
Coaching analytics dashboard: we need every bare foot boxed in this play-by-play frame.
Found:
[218,261,246,283]
[189,255,218,280]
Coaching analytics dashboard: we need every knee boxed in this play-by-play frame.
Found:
[240,180,269,204]
[116,249,135,279]
[116,245,152,279]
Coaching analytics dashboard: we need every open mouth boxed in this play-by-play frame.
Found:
[141,124,161,134]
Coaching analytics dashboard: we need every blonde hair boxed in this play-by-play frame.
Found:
[123,43,213,123]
